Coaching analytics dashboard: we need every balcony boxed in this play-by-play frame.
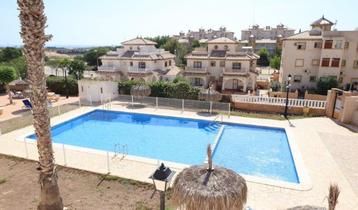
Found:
[128,67,152,73]
[98,66,120,72]
[184,67,208,73]
[223,68,249,76]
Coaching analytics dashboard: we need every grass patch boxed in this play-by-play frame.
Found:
[0,177,6,184]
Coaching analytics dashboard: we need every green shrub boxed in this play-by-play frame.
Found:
[316,77,338,95]
[0,177,6,184]
[118,80,199,100]
[46,76,78,96]
[118,80,140,95]
[149,80,169,97]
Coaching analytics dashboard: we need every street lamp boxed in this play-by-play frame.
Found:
[284,74,292,118]
[150,163,176,210]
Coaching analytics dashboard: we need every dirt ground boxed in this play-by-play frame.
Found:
[0,155,172,210]
[0,93,79,122]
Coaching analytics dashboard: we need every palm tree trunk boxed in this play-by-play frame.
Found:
[6,85,13,104]
[17,0,63,210]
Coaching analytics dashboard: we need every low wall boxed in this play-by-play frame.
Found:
[268,90,298,99]
[340,96,358,124]
[234,102,325,116]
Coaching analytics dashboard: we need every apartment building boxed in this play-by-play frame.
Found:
[241,24,295,54]
[174,27,235,41]
[280,16,358,90]
[241,24,295,40]
[98,38,178,81]
[184,37,259,93]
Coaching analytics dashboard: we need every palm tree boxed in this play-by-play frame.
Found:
[17,0,63,209]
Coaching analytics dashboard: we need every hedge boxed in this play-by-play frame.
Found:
[46,76,78,96]
[118,80,199,100]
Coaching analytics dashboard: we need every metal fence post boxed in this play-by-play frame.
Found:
[24,139,29,159]
[57,105,61,115]
[155,97,158,110]
[106,152,110,173]
[90,95,93,106]
[228,103,231,118]
[78,99,81,108]
[100,94,103,105]
[131,95,134,106]
[182,99,184,113]
[62,144,67,166]
[209,101,213,114]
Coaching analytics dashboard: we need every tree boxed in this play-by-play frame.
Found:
[18,1,64,210]
[316,77,338,95]
[145,36,171,48]
[270,55,281,70]
[0,47,22,62]
[0,66,17,104]
[83,48,109,67]
[69,58,85,79]
[257,48,270,66]
[59,58,71,98]
[7,56,27,79]
[191,39,200,48]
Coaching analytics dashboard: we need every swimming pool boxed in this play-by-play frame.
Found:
[28,109,299,183]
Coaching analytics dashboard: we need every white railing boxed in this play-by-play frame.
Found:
[128,67,151,73]
[232,95,327,109]
[185,67,207,72]
[223,67,248,74]
[98,66,120,72]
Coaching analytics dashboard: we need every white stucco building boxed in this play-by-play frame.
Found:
[184,37,259,93]
[174,27,235,42]
[280,16,358,91]
[97,38,178,82]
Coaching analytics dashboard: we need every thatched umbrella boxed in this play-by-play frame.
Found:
[8,79,29,92]
[172,145,247,210]
[130,83,151,97]
[198,87,222,102]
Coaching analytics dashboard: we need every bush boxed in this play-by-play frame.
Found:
[118,80,199,100]
[118,80,140,95]
[316,77,338,95]
[46,76,78,96]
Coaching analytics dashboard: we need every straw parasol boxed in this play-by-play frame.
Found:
[130,83,151,97]
[8,79,29,92]
[198,88,222,102]
[172,145,247,210]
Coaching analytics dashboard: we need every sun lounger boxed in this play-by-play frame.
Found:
[22,99,33,110]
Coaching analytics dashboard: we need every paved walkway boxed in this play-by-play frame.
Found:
[0,103,357,209]
[319,131,358,197]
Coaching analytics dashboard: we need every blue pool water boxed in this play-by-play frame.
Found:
[28,109,299,183]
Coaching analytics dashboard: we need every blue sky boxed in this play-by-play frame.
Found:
[1,0,357,47]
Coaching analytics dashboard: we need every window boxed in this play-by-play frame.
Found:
[344,42,349,49]
[296,42,306,50]
[321,58,330,67]
[220,61,225,67]
[334,40,343,49]
[312,59,320,66]
[81,86,84,92]
[130,61,133,66]
[324,40,333,49]
[100,87,103,94]
[295,59,304,67]
[165,61,168,67]
[342,60,346,67]
[169,60,172,66]
[138,62,146,69]
[232,62,241,70]
[293,75,302,83]
[210,61,216,67]
[354,60,358,69]
[193,61,202,68]
[214,45,218,50]
[331,58,340,67]
[309,76,316,82]
[224,45,228,50]
[194,78,203,86]
[314,42,322,49]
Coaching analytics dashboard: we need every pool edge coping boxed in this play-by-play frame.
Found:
[16,104,312,191]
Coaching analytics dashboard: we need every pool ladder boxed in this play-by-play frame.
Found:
[112,143,128,160]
